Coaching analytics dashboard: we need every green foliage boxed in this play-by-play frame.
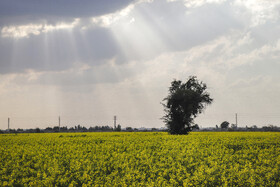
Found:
[221,121,230,129]
[0,132,280,186]
[115,124,122,132]
[162,76,213,134]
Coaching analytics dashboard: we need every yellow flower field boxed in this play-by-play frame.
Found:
[0,132,279,186]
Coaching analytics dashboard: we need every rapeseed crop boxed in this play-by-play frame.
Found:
[0,132,279,186]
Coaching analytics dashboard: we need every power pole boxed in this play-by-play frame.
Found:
[59,116,61,132]
[114,116,117,129]
[8,117,10,132]
[235,113,238,128]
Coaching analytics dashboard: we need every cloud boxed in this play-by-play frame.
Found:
[0,59,140,92]
[1,19,80,38]
[0,1,146,39]
[1,0,280,129]
[0,25,121,74]
[0,0,230,74]
[0,0,133,26]
[1,17,280,128]
[1,24,42,38]
[91,4,135,28]
[167,0,227,8]
[1,0,279,76]
[234,0,280,27]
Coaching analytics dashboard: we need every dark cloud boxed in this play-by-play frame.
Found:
[0,27,120,74]
[1,0,274,76]
[0,0,246,74]
[0,0,133,26]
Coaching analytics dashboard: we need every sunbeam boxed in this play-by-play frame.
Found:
[110,7,167,61]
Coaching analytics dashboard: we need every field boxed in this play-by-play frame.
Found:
[1,132,280,186]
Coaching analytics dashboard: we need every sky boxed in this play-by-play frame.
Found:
[0,0,280,129]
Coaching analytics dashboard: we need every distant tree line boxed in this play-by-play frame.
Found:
[1,121,279,134]
[206,121,280,132]
[0,124,168,134]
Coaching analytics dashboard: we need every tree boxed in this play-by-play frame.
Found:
[115,124,122,131]
[126,127,133,132]
[192,124,200,130]
[35,128,41,133]
[53,126,60,132]
[220,121,229,129]
[231,123,237,129]
[162,76,213,134]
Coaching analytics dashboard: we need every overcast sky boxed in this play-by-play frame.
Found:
[1,0,280,129]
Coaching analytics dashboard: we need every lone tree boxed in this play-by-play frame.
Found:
[162,76,213,134]
[220,121,229,129]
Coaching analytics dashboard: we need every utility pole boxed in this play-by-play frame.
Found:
[59,116,61,132]
[235,113,238,128]
[114,116,117,129]
[8,117,10,132]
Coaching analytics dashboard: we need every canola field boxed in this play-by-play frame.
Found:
[0,132,280,186]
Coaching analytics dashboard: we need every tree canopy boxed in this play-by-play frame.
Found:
[162,76,213,134]
[220,121,230,129]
